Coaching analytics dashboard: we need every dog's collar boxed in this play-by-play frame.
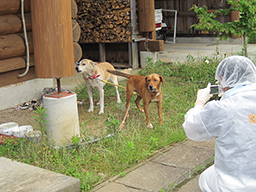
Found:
[89,71,100,79]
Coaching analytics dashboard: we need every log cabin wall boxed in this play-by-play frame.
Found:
[155,0,230,36]
[0,0,36,87]
[0,0,82,87]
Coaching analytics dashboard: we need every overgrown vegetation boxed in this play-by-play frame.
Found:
[0,55,222,191]
[191,0,256,56]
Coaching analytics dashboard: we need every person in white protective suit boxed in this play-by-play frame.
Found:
[182,55,256,192]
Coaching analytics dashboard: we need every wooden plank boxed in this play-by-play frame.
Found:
[0,67,36,87]
[138,40,164,52]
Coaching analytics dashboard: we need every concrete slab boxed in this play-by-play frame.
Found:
[115,162,189,191]
[0,157,80,192]
[176,175,201,192]
[152,142,214,169]
[183,138,215,150]
[95,182,143,192]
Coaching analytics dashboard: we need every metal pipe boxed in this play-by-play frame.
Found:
[162,9,177,44]
[57,78,61,93]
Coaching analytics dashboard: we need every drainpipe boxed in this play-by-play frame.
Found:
[18,0,30,77]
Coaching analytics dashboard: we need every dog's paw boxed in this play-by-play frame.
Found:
[147,123,153,129]
[117,100,122,104]
[139,109,144,113]
[98,111,104,115]
[88,109,93,113]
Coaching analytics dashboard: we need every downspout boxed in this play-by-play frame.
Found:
[18,0,30,77]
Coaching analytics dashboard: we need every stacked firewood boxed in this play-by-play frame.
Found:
[75,0,132,43]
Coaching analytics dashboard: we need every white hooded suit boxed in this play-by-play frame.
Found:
[183,56,256,191]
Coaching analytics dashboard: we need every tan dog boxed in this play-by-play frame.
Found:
[106,70,165,129]
[76,59,121,114]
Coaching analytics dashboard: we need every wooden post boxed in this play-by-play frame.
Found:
[99,43,106,62]
[130,0,139,69]
[231,10,240,38]
[138,0,155,33]
[30,0,75,78]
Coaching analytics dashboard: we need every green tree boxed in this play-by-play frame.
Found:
[190,0,256,56]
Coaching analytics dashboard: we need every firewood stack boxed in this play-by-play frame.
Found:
[75,0,132,43]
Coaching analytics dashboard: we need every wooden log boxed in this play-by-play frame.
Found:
[0,55,34,73]
[138,0,155,33]
[73,42,82,62]
[0,0,31,16]
[71,0,78,19]
[0,66,36,87]
[76,0,132,43]
[0,32,33,60]
[72,19,81,42]
[0,34,25,60]
[31,0,75,78]
[138,40,164,52]
[0,13,32,35]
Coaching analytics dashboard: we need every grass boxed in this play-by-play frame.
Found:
[0,54,222,191]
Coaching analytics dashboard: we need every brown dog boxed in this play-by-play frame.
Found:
[106,70,165,129]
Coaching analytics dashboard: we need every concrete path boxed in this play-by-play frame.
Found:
[159,37,256,63]
[93,139,215,192]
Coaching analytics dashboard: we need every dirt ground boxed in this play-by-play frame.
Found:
[0,107,37,129]
[0,103,110,139]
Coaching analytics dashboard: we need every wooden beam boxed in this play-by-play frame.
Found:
[138,40,164,52]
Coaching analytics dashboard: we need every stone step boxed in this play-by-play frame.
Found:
[0,157,80,192]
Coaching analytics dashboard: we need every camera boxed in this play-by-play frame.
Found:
[210,85,220,95]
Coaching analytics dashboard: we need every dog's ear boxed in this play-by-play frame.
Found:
[159,76,165,86]
[90,61,97,66]
[145,76,148,85]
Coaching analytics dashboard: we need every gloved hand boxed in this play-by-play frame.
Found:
[195,83,213,110]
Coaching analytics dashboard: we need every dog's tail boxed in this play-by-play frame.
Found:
[106,69,133,79]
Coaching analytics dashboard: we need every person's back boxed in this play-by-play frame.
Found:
[182,56,256,191]
[200,84,256,190]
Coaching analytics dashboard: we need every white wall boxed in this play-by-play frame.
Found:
[0,79,54,110]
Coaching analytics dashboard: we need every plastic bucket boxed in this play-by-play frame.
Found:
[13,125,33,138]
[0,122,19,136]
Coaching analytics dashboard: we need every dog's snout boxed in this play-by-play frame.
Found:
[149,85,154,91]
[75,66,82,73]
